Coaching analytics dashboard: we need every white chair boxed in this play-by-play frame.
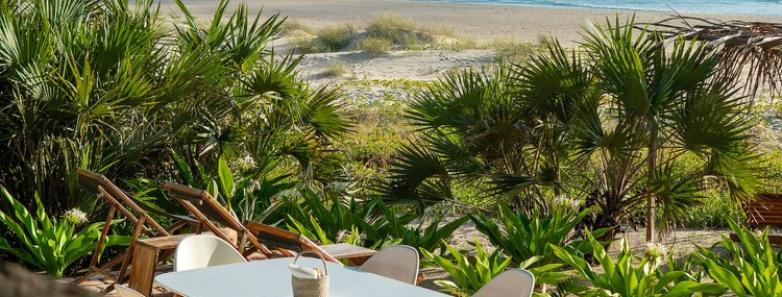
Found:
[114,285,145,297]
[360,245,419,284]
[174,234,247,272]
[472,269,535,297]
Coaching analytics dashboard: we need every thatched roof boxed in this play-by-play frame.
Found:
[641,16,782,97]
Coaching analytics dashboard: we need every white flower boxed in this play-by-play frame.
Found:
[644,242,668,260]
[62,208,88,226]
[553,195,583,210]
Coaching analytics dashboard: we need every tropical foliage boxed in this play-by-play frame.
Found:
[422,241,512,297]
[470,203,606,267]
[0,187,126,277]
[551,231,726,297]
[383,17,763,237]
[285,191,466,250]
[0,2,777,297]
[693,220,782,297]
[0,0,350,211]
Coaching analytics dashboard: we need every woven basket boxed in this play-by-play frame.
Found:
[291,250,330,297]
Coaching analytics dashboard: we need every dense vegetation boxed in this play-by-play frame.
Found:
[0,0,781,296]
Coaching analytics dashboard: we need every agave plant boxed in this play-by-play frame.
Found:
[693,220,782,297]
[0,186,127,277]
[470,203,607,267]
[284,191,415,248]
[386,215,468,253]
[422,241,512,297]
[550,231,726,297]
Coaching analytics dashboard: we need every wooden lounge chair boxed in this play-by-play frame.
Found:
[161,183,375,264]
[733,193,782,245]
[73,169,197,292]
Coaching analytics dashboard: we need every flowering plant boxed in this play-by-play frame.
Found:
[0,186,128,277]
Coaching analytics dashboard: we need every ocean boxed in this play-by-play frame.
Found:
[413,0,782,16]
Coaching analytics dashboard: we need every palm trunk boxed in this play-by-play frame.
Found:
[646,123,658,242]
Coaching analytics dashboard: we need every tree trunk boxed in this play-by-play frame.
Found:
[646,123,658,243]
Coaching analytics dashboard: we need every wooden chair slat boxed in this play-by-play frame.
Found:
[736,193,782,246]
[73,169,195,293]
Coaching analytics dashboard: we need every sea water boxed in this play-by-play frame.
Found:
[414,0,782,16]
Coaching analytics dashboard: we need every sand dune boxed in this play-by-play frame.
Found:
[163,0,782,44]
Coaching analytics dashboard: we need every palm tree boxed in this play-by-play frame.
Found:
[581,17,762,240]
[384,18,763,237]
[0,0,352,213]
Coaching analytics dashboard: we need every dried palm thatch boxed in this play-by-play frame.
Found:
[640,16,782,98]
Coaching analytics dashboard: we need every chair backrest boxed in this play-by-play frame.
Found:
[744,193,782,227]
[76,169,170,237]
[472,269,535,297]
[175,234,247,272]
[360,245,419,284]
[162,183,273,257]
[163,183,341,263]
[114,285,145,297]
[244,221,339,263]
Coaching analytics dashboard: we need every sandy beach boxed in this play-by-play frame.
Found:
[166,0,782,43]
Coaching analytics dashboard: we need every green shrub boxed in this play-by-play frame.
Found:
[683,191,745,228]
[366,14,434,48]
[0,0,352,217]
[358,37,393,54]
[0,187,127,277]
[289,36,316,53]
[315,25,355,51]
[693,220,782,297]
[470,204,608,268]
[387,216,468,253]
[421,241,511,297]
[284,191,417,248]
[551,231,726,297]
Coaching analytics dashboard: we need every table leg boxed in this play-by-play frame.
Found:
[129,244,159,297]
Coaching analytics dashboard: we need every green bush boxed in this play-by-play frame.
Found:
[693,220,782,297]
[0,0,353,213]
[358,37,393,54]
[366,15,434,49]
[470,204,608,267]
[551,231,726,297]
[422,241,511,297]
[284,191,416,248]
[315,25,355,51]
[683,191,745,228]
[387,216,468,253]
[0,187,127,277]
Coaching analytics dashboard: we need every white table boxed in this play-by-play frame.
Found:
[155,258,449,297]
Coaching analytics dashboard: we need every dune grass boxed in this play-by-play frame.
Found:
[315,25,356,51]
[321,61,350,77]
[357,37,393,54]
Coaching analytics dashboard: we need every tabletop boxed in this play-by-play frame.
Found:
[155,257,450,297]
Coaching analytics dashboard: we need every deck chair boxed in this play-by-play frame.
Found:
[73,169,197,292]
[161,183,368,263]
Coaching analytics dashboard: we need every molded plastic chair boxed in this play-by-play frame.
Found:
[114,285,145,297]
[175,234,247,272]
[472,269,535,297]
[360,245,419,284]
